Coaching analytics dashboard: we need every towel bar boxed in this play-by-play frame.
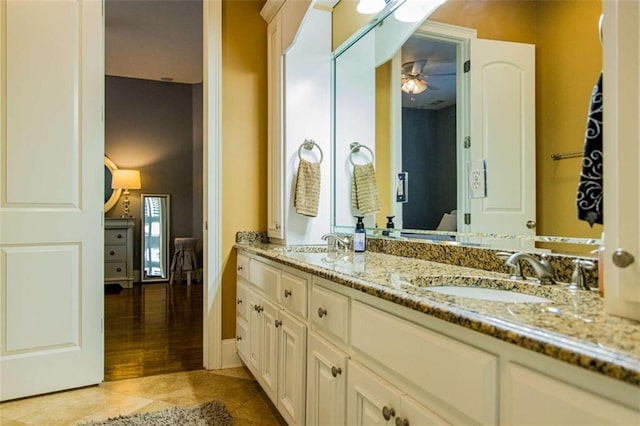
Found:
[349,142,375,166]
[298,139,323,164]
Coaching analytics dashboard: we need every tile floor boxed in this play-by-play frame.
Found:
[0,368,286,425]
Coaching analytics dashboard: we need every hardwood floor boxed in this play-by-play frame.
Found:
[104,282,203,381]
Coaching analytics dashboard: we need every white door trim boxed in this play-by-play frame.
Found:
[203,0,223,370]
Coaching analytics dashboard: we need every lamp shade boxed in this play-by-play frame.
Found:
[111,169,141,190]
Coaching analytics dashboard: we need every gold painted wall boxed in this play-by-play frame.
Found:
[375,61,392,227]
[221,0,268,339]
[333,0,603,241]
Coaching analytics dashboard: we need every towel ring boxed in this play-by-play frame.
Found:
[298,139,323,164]
[349,142,375,166]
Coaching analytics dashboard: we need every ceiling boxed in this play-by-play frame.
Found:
[105,0,203,84]
[401,36,457,110]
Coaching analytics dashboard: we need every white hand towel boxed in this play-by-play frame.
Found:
[294,159,321,217]
[351,163,381,216]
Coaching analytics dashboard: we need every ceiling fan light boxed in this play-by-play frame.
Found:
[394,0,446,23]
[356,0,386,14]
[401,78,427,94]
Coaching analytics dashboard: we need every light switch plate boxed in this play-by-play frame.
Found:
[468,160,486,199]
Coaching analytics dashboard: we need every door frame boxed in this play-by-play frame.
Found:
[203,0,223,369]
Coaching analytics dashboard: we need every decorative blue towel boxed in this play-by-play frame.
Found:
[577,73,603,226]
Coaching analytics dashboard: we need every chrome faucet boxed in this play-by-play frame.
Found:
[321,233,350,251]
[505,252,556,285]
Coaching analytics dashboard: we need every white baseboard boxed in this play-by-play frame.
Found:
[221,338,242,369]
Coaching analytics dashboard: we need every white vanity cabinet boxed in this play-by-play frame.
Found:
[236,254,309,426]
[502,363,640,425]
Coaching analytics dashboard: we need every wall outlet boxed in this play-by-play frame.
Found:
[468,160,486,199]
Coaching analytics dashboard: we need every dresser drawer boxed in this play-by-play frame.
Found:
[351,301,497,425]
[311,281,349,345]
[237,252,250,281]
[249,258,279,300]
[105,245,127,261]
[105,262,127,278]
[279,270,309,319]
[105,229,128,245]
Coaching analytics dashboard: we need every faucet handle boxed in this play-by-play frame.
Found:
[497,252,525,280]
[569,259,596,291]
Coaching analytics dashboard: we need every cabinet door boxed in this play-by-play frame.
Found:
[306,333,348,426]
[503,363,640,425]
[236,316,249,363]
[277,310,307,426]
[247,290,261,374]
[236,280,250,321]
[347,360,403,426]
[258,296,279,403]
[266,12,284,240]
[399,395,450,426]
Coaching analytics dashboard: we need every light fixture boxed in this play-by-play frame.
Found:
[356,0,386,14]
[111,169,141,218]
[394,0,446,23]
[401,77,428,94]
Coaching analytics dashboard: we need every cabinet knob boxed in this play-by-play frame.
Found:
[526,220,536,229]
[116,267,122,272]
[236,336,242,341]
[275,320,282,328]
[237,299,242,305]
[117,234,123,239]
[317,307,328,318]
[257,305,264,313]
[395,418,409,426]
[612,249,635,268]
[331,366,342,377]
[254,305,259,312]
[275,223,281,230]
[284,289,292,298]
[109,250,115,256]
[237,266,244,272]
[382,406,396,421]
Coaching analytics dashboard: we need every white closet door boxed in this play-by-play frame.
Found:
[0,0,104,400]
[469,38,536,238]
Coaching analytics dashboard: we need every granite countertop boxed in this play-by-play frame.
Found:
[235,242,640,387]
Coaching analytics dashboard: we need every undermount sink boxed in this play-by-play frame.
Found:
[425,286,551,303]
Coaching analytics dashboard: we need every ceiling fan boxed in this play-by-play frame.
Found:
[401,59,454,95]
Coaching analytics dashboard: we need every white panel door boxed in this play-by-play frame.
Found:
[469,39,535,237]
[347,360,403,426]
[0,0,104,401]
[306,333,347,426]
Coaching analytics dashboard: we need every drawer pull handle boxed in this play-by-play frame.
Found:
[237,299,242,305]
[317,307,327,318]
[237,266,244,272]
[382,406,396,421]
[116,267,122,272]
[284,289,292,298]
[236,336,242,341]
[395,418,409,426]
[331,366,342,377]
[275,320,282,328]
[117,234,123,239]
[109,250,115,256]
[255,305,263,313]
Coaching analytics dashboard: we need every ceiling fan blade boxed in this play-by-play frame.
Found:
[412,60,427,75]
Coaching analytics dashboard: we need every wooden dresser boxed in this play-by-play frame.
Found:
[104,217,135,288]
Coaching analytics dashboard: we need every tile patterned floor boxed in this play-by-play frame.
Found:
[0,368,286,425]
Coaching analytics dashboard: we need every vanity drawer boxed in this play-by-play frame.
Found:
[105,245,127,261]
[351,301,497,425]
[105,229,128,245]
[236,280,250,321]
[279,270,309,319]
[237,253,250,281]
[250,258,280,300]
[311,281,349,346]
[105,262,127,279]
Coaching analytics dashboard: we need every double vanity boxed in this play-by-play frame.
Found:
[234,239,639,425]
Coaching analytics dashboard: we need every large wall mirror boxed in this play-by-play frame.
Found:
[141,194,171,282]
[104,156,122,212]
[332,0,603,254]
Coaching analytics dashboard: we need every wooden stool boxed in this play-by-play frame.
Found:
[169,237,198,285]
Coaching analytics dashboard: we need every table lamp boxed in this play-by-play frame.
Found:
[111,169,141,217]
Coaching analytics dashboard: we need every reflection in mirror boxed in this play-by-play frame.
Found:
[332,0,603,254]
[104,156,122,212]
[141,194,170,282]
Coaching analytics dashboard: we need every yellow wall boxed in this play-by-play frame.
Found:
[375,62,392,227]
[332,0,374,50]
[221,0,268,339]
[333,0,603,241]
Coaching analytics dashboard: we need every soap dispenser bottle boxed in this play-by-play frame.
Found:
[354,216,366,252]
[383,216,395,237]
